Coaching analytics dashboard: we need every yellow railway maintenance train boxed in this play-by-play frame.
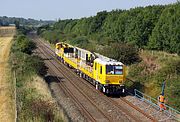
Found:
[55,42,126,94]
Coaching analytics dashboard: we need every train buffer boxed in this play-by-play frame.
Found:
[125,89,180,122]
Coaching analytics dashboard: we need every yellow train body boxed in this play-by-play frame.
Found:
[55,42,126,94]
[93,60,126,85]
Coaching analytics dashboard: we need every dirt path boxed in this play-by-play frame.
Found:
[0,35,15,121]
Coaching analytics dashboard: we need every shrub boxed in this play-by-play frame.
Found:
[100,43,141,65]
[12,34,36,54]
[70,36,89,49]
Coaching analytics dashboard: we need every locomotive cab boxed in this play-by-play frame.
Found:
[93,56,126,94]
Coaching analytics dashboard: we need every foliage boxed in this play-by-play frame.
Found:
[128,51,180,111]
[38,3,180,55]
[148,3,180,54]
[10,27,42,82]
[100,43,140,65]
[18,26,34,35]
[69,36,89,48]
[89,11,108,34]
[14,20,20,29]
[10,28,63,121]
[12,34,36,54]
[0,16,54,26]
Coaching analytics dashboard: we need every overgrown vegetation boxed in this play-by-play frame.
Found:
[99,43,140,65]
[9,27,63,121]
[127,51,180,111]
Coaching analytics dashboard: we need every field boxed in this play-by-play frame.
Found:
[0,26,16,37]
[0,26,16,122]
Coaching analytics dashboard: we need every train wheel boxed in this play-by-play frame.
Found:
[122,88,125,93]
[121,88,126,96]
[86,75,88,80]
[103,86,106,93]
[92,80,96,86]
[83,74,85,79]
[99,84,103,92]
[89,78,93,84]
[79,72,82,77]
[76,69,79,74]
[83,74,86,79]
[106,89,109,94]
[95,83,98,90]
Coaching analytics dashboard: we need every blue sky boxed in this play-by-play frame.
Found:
[0,0,177,20]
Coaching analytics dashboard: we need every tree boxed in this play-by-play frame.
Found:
[0,19,2,26]
[14,20,20,29]
[15,34,36,54]
[148,3,180,54]
[100,43,140,65]
[89,11,108,34]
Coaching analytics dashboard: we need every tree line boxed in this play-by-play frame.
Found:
[38,2,180,56]
[0,16,54,27]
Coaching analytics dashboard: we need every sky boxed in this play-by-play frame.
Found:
[0,0,177,20]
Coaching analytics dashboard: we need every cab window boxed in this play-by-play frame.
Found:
[106,65,123,75]
[106,65,114,74]
[100,66,102,74]
[114,65,123,75]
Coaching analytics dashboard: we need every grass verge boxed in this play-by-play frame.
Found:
[127,50,180,111]
[9,28,63,121]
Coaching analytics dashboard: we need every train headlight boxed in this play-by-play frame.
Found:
[105,80,110,83]
[119,80,122,84]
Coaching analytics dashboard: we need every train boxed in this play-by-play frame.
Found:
[55,42,126,94]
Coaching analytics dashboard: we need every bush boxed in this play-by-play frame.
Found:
[100,43,141,65]
[69,36,89,48]
[12,34,36,54]
[10,28,61,121]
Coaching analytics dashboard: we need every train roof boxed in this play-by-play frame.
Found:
[94,53,124,65]
[75,46,92,54]
[94,58,123,65]
[56,42,73,47]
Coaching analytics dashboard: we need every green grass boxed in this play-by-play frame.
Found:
[9,30,64,121]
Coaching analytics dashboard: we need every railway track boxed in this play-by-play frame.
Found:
[37,48,97,122]
[32,34,157,121]
[35,38,113,122]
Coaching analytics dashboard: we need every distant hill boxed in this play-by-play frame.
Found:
[0,16,55,27]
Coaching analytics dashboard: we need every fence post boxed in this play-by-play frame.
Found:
[134,89,136,97]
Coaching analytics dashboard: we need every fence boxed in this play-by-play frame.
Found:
[132,89,180,121]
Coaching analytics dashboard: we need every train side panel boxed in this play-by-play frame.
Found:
[63,56,78,69]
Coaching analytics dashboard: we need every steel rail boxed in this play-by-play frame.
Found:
[36,39,112,122]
